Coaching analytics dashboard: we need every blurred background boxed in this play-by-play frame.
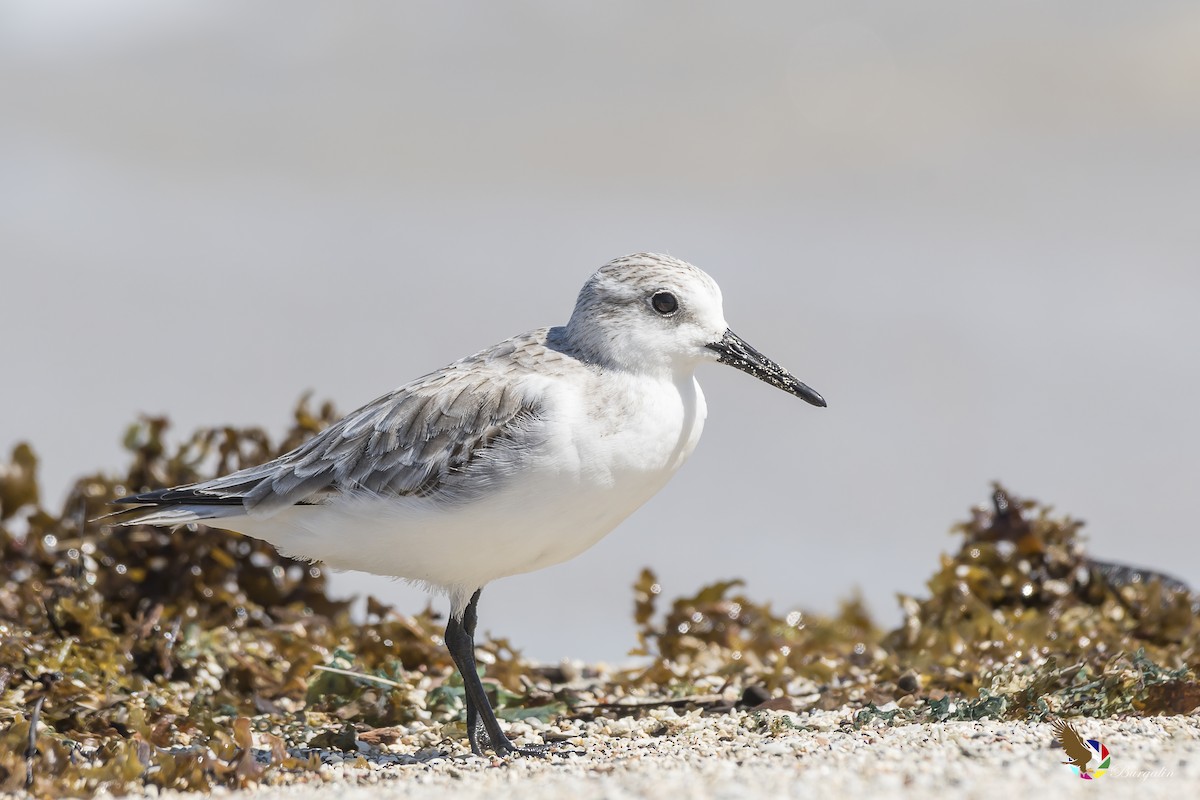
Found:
[2,0,1198,662]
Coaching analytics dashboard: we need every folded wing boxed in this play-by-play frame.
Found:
[113,341,547,523]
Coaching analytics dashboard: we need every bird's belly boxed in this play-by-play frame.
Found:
[228,375,707,594]
[239,463,673,594]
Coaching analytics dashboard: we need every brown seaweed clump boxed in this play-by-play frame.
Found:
[884,485,1199,718]
[629,570,884,708]
[0,399,534,797]
[630,485,1200,722]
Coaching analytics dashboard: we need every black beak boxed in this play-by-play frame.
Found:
[706,328,827,407]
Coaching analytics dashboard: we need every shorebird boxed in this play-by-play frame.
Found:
[113,252,826,756]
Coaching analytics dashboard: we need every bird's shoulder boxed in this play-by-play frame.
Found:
[190,329,585,512]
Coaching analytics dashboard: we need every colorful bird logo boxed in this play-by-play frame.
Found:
[1052,718,1111,780]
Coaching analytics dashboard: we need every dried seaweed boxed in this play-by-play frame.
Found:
[2,402,1197,796]
[887,485,1199,711]
[631,484,1199,727]
[0,398,528,796]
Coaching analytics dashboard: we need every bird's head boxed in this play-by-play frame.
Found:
[564,253,825,407]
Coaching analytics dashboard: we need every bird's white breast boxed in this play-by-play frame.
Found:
[235,369,708,602]
[435,368,709,587]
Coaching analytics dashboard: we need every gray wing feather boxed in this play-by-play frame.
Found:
[166,336,553,516]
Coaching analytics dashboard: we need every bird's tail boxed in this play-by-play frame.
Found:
[103,486,251,528]
[100,504,246,528]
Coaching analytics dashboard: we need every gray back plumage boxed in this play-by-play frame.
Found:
[119,330,571,516]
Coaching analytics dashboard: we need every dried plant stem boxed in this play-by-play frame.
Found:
[312,664,407,689]
[25,694,46,789]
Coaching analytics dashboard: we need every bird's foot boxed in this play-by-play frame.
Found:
[470,725,578,758]
[498,741,555,758]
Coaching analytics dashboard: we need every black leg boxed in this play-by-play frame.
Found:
[465,701,485,752]
[460,594,488,753]
[444,589,548,757]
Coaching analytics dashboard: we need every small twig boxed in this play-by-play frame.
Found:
[25,672,61,789]
[25,695,45,788]
[311,664,406,689]
[577,694,725,712]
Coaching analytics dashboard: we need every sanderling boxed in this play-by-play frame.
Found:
[113,252,826,756]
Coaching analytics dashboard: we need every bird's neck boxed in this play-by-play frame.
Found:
[549,324,692,382]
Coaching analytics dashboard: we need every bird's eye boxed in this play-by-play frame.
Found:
[651,291,678,316]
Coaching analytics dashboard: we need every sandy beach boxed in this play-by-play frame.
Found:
[113,711,1200,800]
